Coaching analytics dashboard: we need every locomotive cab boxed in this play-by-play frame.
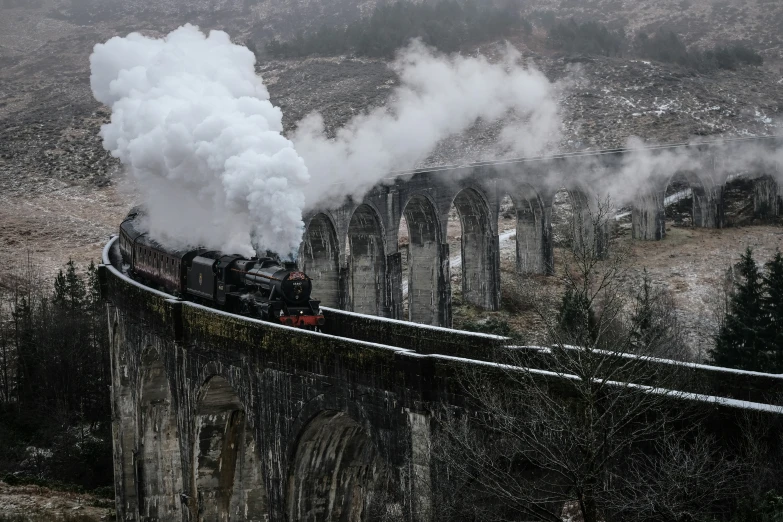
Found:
[187,253,219,300]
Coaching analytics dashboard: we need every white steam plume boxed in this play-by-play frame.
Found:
[606,136,783,208]
[90,25,309,257]
[294,40,561,208]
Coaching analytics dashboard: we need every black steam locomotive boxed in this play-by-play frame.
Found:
[118,208,324,328]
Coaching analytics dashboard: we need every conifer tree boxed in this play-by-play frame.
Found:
[64,259,86,311]
[12,295,34,404]
[630,269,655,349]
[53,268,68,306]
[557,287,596,345]
[629,268,683,358]
[86,260,101,309]
[711,248,767,371]
[1,259,112,488]
[762,250,783,372]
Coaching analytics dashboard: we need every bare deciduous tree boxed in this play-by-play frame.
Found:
[432,199,742,522]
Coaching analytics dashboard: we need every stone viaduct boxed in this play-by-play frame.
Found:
[102,234,783,522]
[299,136,782,327]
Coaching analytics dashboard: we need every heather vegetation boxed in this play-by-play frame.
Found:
[546,19,763,70]
[265,0,764,73]
[633,29,764,71]
[0,260,112,494]
[546,19,625,56]
[266,0,530,58]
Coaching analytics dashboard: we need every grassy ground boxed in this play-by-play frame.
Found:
[0,481,114,521]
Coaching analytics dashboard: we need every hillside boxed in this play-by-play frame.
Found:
[0,0,781,346]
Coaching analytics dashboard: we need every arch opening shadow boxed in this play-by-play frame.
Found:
[301,214,340,308]
[721,172,779,226]
[138,349,184,520]
[664,171,715,228]
[400,196,441,325]
[287,411,401,522]
[194,376,268,522]
[497,195,518,275]
[451,189,496,310]
[347,205,386,316]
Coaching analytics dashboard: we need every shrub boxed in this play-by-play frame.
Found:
[731,490,783,522]
[547,19,625,56]
[634,29,689,65]
[266,0,529,59]
[634,29,763,70]
[462,317,514,337]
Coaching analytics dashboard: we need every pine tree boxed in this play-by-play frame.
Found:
[64,259,86,311]
[85,260,110,422]
[53,268,68,306]
[630,269,655,350]
[86,260,101,307]
[762,250,783,372]
[711,248,767,371]
[12,295,34,405]
[629,269,683,357]
[557,288,596,345]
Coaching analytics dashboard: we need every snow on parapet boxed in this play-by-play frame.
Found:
[183,301,415,354]
[101,236,783,412]
[321,307,511,341]
[431,353,783,414]
[560,344,783,379]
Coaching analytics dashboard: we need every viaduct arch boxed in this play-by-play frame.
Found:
[302,137,782,328]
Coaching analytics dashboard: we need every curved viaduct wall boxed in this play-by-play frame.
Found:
[102,236,783,522]
[101,238,513,522]
[301,137,783,327]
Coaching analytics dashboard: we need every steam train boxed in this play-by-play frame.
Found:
[118,208,324,328]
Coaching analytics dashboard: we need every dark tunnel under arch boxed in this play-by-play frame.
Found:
[451,188,498,310]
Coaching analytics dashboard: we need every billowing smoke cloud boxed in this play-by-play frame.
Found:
[90,24,309,257]
[294,40,561,208]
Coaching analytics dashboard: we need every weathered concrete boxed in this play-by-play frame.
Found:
[103,234,783,522]
[302,137,782,327]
